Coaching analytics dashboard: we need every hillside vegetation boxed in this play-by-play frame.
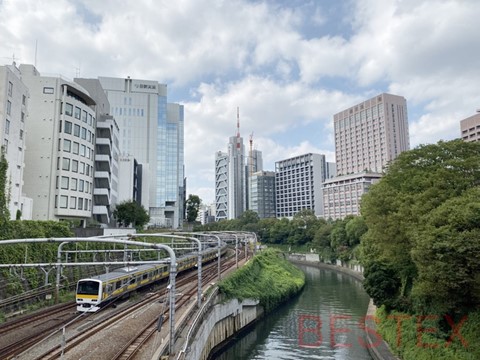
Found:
[218,248,305,313]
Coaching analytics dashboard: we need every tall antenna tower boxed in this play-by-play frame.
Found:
[249,132,254,177]
[236,107,241,149]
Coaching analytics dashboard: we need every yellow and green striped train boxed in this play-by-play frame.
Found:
[76,245,225,312]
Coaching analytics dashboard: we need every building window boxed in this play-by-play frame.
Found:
[79,179,84,192]
[63,139,71,152]
[8,81,13,96]
[82,110,87,123]
[72,159,78,173]
[64,121,72,134]
[74,124,80,137]
[64,103,73,116]
[81,127,87,140]
[43,87,54,94]
[3,139,8,153]
[19,129,23,140]
[72,142,79,154]
[80,144,86,157]
[74,106,81,119]
[71,178,77,190]
[21,112,25,122]
[6,101,11,115]
[4,119,10,134]
[79,162,85,174]
[62,158,70,171]
[22,94,26,105]
[61,176,69,189]
[70,196,77,209]
[59,195,68,208]
[78,197,83,210]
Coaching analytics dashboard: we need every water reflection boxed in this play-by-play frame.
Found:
[214,264,372,360]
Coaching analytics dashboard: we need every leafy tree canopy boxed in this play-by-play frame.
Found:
[113,200,150,229]
[186,194,201,223]
[360,139,480,313]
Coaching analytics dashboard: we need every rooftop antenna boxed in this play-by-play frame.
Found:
[34,39,38,67]
[249,132,254,177]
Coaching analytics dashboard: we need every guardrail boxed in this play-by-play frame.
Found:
[175,287,220,360]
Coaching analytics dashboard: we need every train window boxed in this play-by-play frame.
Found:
[116,281,121,289]
[131,277,136,284]
[77,281,99,295]
[143,273,148,280]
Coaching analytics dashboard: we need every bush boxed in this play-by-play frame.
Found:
[218,249,305,313]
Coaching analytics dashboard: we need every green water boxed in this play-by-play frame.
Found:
[214,264,373,359]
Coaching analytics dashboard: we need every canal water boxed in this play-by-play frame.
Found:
[214,264,373,360]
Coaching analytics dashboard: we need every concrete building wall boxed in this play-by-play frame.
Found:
[460,113,480,142]
[20,64,96,223]
[0,63,30,219]
[334,93,409,175]
[322,172,382,220]
[275,153,327,218]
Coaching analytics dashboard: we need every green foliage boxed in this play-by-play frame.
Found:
[0,148,11,238]
[410,187,480,314]
[361,139,480,314]
[363,262,402,310]
[375,306,480,360]
[218,249,305,313]
[113,200,150,229]
[185,194,201,223]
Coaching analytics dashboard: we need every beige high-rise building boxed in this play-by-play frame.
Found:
[460,112,480,142]
[323,93,410,220]
[334,93,410,175]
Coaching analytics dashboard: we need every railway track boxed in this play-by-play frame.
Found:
[4,248,245,360]
[0,303,78,360]
[110,252,245,360]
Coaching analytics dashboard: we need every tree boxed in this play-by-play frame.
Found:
[361,139,480,313]
[411,187,480,314]
[185,194,201,223]
[113,200,150,229]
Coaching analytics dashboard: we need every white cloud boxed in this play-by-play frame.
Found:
[1,0,479,206]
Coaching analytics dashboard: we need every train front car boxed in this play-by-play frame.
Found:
[76,278,103,312]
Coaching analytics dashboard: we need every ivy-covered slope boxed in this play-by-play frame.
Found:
[218,249,305,313]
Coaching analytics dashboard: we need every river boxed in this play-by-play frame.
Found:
[214,264,373,359]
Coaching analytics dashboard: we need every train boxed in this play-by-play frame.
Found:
[76,245,226,312]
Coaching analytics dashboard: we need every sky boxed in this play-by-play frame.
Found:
[1,0,479,205]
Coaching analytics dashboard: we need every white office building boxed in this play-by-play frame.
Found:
[20,64,96,224]
[215,151,228,221]
[0,63,32,219]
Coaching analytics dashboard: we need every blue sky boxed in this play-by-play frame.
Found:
[1,0,479,204]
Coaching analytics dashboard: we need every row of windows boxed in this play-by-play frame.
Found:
[59,138,94,159]
[55,195,91,210]
[56,176,93,193]
[60,102,95,127]
[57,157,94,176]
[59,120,95,145]
[113,106,145,117]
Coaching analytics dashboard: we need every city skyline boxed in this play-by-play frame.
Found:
[1,0,479,204]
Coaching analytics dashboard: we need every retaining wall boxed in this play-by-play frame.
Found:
[186,296,262,360]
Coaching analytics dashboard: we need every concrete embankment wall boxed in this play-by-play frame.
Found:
[186,296,263,360]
